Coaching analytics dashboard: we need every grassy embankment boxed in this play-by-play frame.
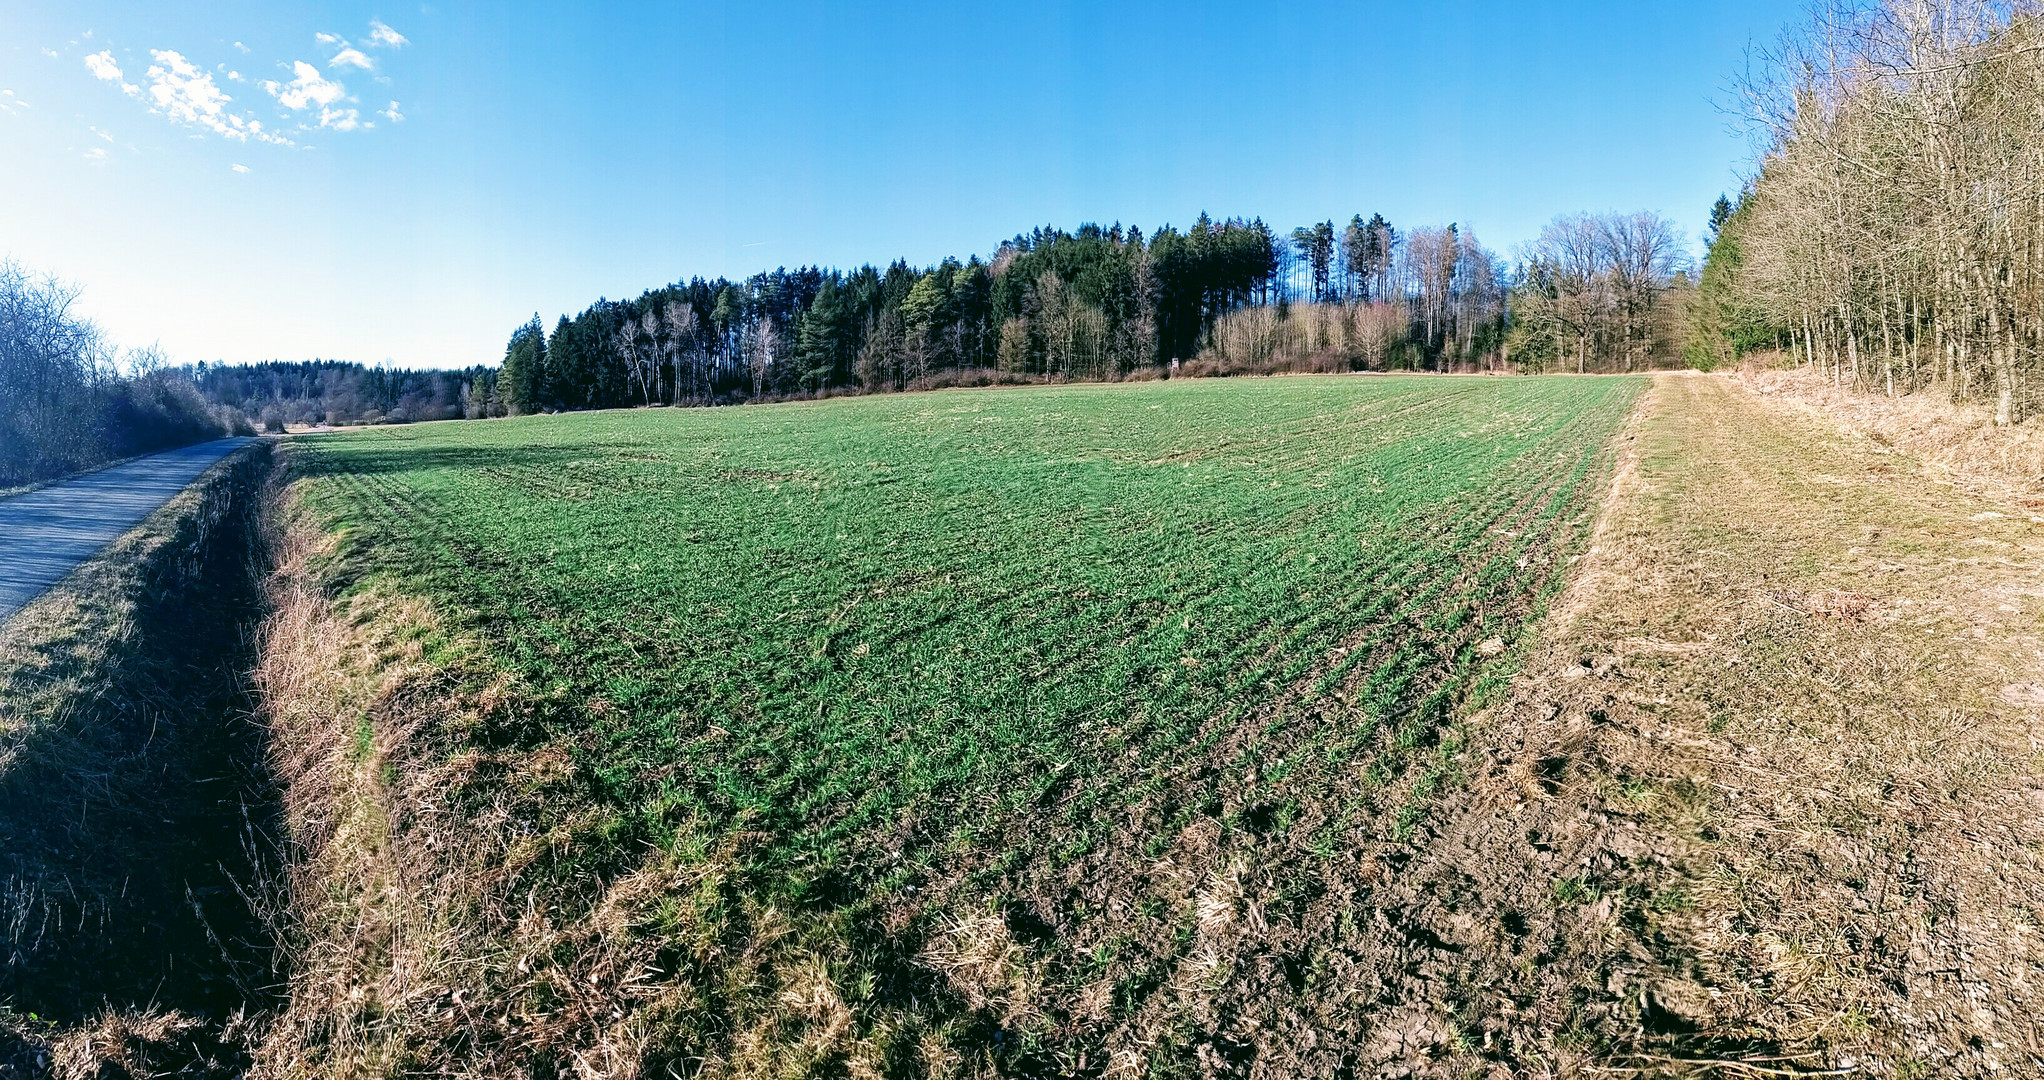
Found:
[259,374,1642,1076]
[0,444,279,1078]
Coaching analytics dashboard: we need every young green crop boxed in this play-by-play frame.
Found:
[287,373,1643,1068]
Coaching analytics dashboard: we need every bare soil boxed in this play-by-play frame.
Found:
[1285,371,2044,1077]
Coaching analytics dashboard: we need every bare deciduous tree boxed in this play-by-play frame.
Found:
[1730,0,2044,421]
[615,318,650,406]
[663,301,698,404]
[1514,212,1687,372]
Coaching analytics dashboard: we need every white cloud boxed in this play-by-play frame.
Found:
[262,61,365,132]
[263,60,344,111]
[84,50,123,82]
[226,70,242,82]
[231,163,250,173]
[143,50,294,145]
[84,147,107,161]
[233,41,250,54]
[41,47,58,58]
[367,20,407,48]
[90,125,113,142]
[380,100,403,122]
[315,32,344,46]
[145,50,229,127]
[330,47,374,70]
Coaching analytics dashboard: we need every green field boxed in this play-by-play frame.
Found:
[286,373,1643,1073]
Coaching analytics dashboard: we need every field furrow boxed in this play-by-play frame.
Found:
[279,373,1644,1074]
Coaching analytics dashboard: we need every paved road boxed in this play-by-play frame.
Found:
[0,438,256,624]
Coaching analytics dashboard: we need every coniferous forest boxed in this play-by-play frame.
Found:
[500,213,1537,416]
[3,202,1706,476]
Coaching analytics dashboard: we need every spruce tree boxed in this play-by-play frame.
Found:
[502,315,548,414]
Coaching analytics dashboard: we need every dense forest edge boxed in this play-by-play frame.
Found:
[490,209,1694,418]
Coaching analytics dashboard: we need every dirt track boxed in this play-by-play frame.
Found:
[0,439,254,623]
[1345,372,2044,1077]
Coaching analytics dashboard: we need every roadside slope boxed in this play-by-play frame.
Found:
[1368,371,2044,1076]
[0,443,280,1078]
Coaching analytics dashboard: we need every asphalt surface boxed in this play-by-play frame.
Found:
[0,439,255,625]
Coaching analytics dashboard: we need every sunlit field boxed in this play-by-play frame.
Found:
[285,373,1643,1071]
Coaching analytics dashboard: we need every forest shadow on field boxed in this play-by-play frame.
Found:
[0,450,283,1075]
[280,439,614,479]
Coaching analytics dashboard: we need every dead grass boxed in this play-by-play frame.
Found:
[1368,370,2044,1076]
[252,486,912,1079]
[1737,361,2044,515]
[0,443,280,1077]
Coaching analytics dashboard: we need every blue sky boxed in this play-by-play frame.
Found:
[0,1,1801,369]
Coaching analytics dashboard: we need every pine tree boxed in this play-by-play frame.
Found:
[1707,194,1734,247]
[547,315,584,410]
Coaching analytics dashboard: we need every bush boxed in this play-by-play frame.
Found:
[1198,302,1413,375]
[0,261,231,488]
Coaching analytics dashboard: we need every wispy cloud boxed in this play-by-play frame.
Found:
[144,50,293,145]
[90,125,114,142]
[84,50,138,95]
[82,26,400,155]
[262,60,361,131]
[84,146,107,162]
[145,51,229,128]
[263,60,343,110]
[231,163,250,173]
[41,47,58,58]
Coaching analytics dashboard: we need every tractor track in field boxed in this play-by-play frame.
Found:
[253,376,1652,1077]
[1280,371,2044,1078]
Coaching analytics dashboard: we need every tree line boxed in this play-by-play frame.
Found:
[0,260,247,489]
[2,195,1708,489]
[185,360,503,430]
[505,216,1283,413]
[1690,0,2044,422]
[501,209,1692,415]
